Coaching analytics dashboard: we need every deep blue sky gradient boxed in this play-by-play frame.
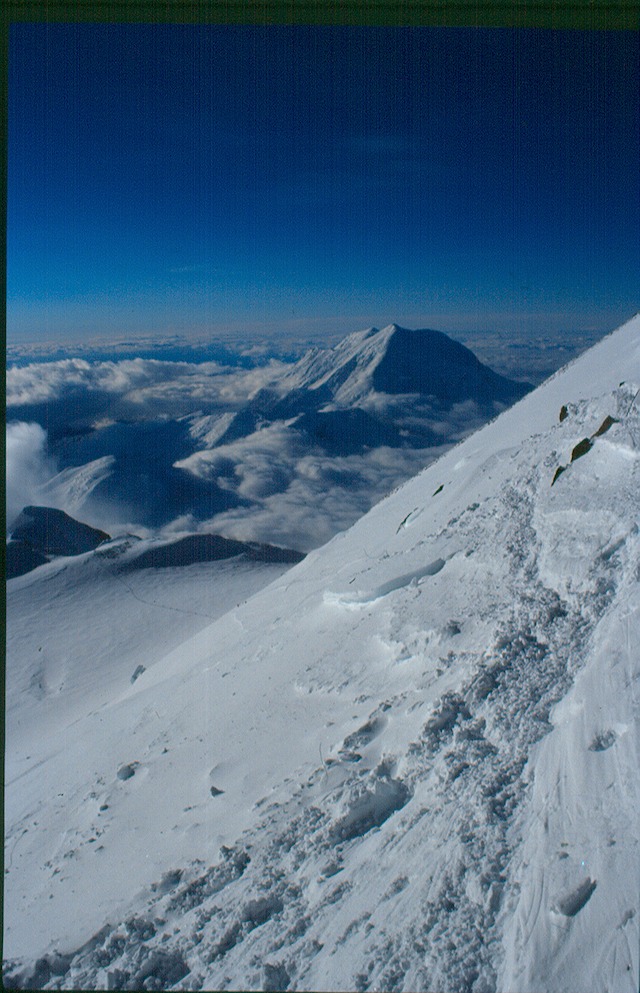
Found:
[8,24,640,342]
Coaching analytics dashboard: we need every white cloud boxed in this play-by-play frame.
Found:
[176,423,447,552]
[6,357,289,425]
[176,423,302,498]
[5,352,473,550]
[5,422,57,531]
[7,358,219,407]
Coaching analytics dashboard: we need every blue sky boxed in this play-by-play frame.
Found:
[8,24,640,343]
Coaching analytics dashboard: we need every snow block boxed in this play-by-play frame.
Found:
[241,894,284,928]
[331,777,410,843]
[421,692,471,747]
[263,961,290,991]
[166,849,250,913]
[131,949,189,989]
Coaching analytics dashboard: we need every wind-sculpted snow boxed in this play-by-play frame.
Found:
[4,315,640,992]
[325,556,447,606]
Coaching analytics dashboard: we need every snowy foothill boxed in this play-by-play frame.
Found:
[4,315,640,991]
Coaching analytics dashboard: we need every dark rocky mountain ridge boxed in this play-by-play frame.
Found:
[10,505,111,557]
[7,506,305,580]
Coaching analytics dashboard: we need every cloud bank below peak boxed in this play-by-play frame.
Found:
[7,356,287,415]
[5,323,565,549]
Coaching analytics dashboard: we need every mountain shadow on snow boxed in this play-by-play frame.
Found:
[6,506,305,578]
[5,541,51,580]
[50,419,248,528]
[370,327,530,406]
[293,408,407,455]
[121,534,305,571]
[7,506,111,579]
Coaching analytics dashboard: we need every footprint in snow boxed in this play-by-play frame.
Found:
[339,713,387,761]
[588,729,617,752]
[553,877,597,917]
[116,762,139,781]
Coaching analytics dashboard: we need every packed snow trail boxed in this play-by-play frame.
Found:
[4,315,640,991]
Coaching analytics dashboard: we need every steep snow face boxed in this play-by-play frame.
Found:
[4,315,639,992]
[36,456,116,522]
[276,325,383,396]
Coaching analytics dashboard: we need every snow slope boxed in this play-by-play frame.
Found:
[36,456,116,520]
[4,315,639,992]
[5,537,301,754]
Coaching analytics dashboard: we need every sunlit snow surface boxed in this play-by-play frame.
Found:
[4,315,640,992]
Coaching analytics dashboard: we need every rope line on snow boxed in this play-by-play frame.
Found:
[111,565,220,620]
[93,548,220,620]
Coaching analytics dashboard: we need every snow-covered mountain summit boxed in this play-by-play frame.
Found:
[176,325,532,542]
[201,322,531,451]
[7,325,531,544]
[4,315,639,992]
[280,324,531,407]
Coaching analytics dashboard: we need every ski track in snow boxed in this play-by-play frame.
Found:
[4,317,640,992]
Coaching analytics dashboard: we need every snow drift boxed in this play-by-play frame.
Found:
[4,314,639,992]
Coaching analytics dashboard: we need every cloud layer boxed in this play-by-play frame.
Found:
[7,357,288,425]
[6,335,532,551]
[176,424,448,551]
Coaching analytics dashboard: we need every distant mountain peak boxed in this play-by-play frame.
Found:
[287,323,531,408]
[201,324,534,465]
